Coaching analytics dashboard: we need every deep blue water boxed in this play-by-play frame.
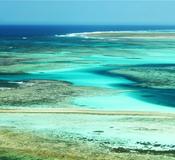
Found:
[1,25,175,37]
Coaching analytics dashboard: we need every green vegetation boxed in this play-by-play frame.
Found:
[0,129,175,160]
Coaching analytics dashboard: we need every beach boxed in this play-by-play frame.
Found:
[0,110,175,160]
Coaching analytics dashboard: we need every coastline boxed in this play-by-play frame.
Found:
[1,108,175,160]
[0,108,175,117]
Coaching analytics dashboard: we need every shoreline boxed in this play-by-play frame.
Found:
[1,108,175,160]
[0,108,175,117]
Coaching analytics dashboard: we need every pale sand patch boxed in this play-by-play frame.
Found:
[1,108,175,159]
[0,108,175,117]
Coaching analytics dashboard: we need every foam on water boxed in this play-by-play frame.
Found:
[57,30,175,39]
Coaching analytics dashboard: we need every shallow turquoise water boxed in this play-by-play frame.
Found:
[0,31,175,111]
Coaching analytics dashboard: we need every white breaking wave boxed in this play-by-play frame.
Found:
[22,37,27,40]
[55,30,175,40]
[57,32,99,38]
[56,31,138,38]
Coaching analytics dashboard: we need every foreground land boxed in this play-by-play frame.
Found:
[0,111,175,160]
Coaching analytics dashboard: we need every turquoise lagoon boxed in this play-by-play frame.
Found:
[0,29,175,111]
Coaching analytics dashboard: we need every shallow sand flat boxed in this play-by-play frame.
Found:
[0,110,175,147]
[0,108,175,116]
[0,129,175,160]
[0,110,175,159]
[74,93,175,112]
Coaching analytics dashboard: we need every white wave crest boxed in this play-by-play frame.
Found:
[55,30,175,40]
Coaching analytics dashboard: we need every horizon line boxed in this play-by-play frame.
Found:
[1,24,175,26]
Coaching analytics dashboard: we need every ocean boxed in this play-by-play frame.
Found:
[1,25,175,37]
[0,25,175,111]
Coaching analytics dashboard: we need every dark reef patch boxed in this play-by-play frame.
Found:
[91,64,175,108]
